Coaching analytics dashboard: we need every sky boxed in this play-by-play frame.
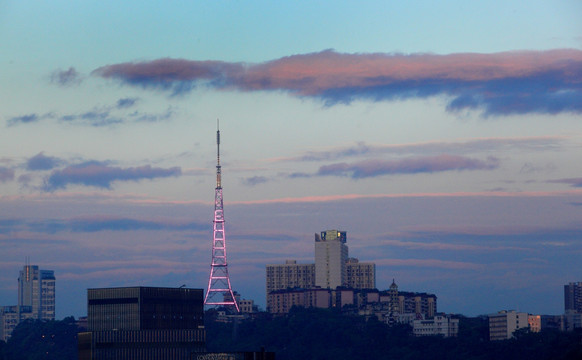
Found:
[1,0,582,318]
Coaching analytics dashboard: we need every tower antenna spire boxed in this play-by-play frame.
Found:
[204,121,239,312]
[216,119,221,188]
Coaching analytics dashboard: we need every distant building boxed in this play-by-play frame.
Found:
[346,258,376,290]
[528,314,541,333]
[413,314,459,337]
[564,282,582,313]
[315,230,348,289]
[235,295,258,314]
[488,310,530,341]
[18,265,55,321]
[540,314,563,331]
[1,265,54,341]
[0,306,19,342]
[563,311,582,331]
[268,288,330,314]
[78,286,206,360]
[265,260,315,309]
[396,291,437,319]
[266,230,376,310]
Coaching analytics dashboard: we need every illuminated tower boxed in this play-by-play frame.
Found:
[204,122,239,312]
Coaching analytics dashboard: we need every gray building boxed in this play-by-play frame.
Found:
[1,265,54,341]
[18,265,55,321]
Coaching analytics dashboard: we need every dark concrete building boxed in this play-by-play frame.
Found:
[79,286,206,360]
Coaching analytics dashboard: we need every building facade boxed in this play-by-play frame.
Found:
[315,230,348,289]
[488,310,530,340]
[267,288,330,314]
[1,265,55,341]
[266,260,315,295]
[18,265,55,321]
[346,258,376,289]
[564,282,582,313]
[412,314,459,337]
[79,286,206,360]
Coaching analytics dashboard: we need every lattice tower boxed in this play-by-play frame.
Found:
[203,122,239,312]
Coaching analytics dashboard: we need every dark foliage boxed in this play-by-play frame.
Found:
[1,317,78,360]
[205,308,582,360]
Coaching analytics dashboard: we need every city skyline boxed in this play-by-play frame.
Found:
[1,1,582,318]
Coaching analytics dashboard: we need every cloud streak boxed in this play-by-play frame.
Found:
[43,161,181,191]
[93,49,582,115]
[549,177,582,187]
[317,154,499,178]
[273,136,565,163]
[0,216,205,234]
[6,98,171,127]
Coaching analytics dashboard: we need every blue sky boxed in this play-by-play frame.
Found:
[1,1,582,318]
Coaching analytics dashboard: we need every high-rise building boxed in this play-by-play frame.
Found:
[79,286,206,360]
[18,265,55,321]
[564,282,582,313]
[315,230,348,289]
[346,258,376,289]
[0,265,54,341]
[266,260,315,294]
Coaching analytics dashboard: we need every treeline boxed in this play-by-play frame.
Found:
[2,310,582,360]
[0,317,79,360]
[205,307,582,360]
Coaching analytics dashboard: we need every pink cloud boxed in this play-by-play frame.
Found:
[93,49,582,115]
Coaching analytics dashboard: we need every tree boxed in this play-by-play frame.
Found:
[2,317,78,360]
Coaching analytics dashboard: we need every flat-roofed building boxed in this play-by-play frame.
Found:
[398,292,437,318]
[315,230,348,289]
[79,286,205,360]
[489,310,530,341]
[413,314,459,337]
[266,260,315,310]
[346,258,375,289]
[267,288,330,314]
[18,265,55,321]
[565,282,582,313]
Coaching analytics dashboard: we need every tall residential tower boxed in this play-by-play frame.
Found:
[315,230,348,289]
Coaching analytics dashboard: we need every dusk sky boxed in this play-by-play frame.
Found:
[1,1,582,318]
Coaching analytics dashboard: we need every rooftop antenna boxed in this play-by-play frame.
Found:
[216,119,221,188]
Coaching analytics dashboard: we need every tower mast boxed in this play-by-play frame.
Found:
[204,120,239,312]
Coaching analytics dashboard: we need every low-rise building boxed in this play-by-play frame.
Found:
[489,310,530,341]
[267,288,330,314]
[413,314,459,337]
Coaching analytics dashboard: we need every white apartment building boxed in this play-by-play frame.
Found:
[413,315,459,337]
[488,310,530,340]
[315,230,348,289]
